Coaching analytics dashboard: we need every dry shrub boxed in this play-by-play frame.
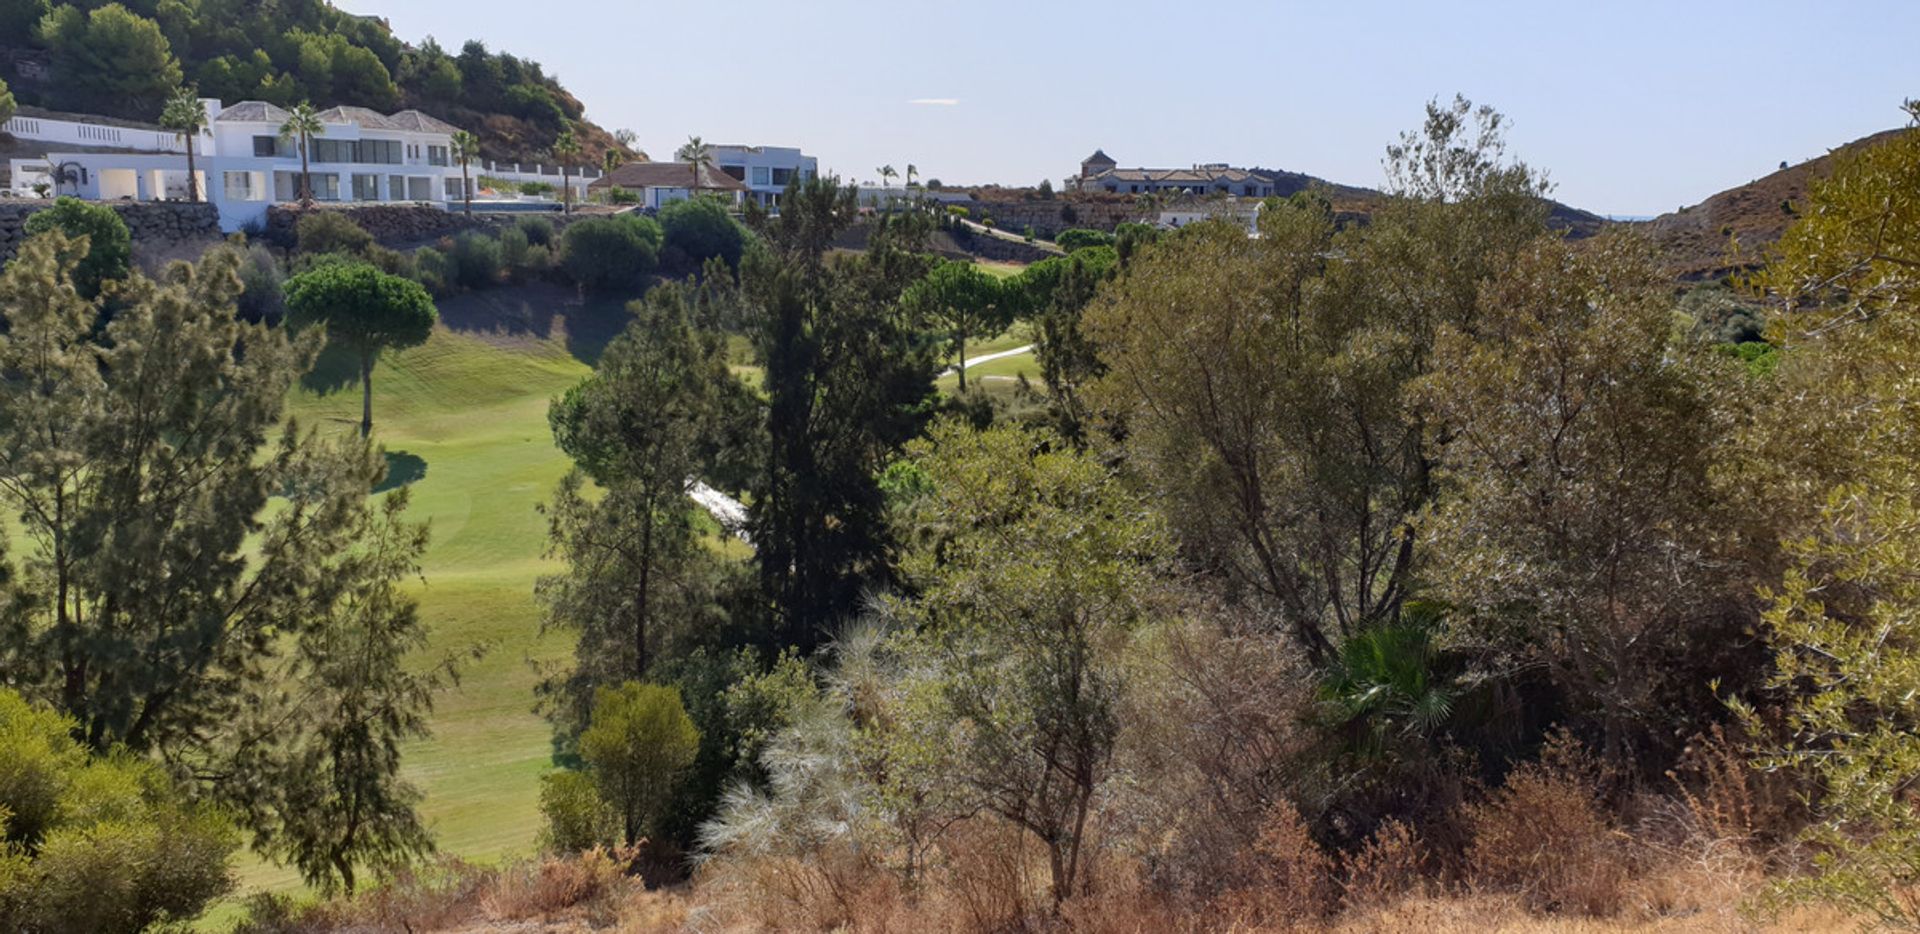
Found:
[235,856,492,933]
[1342,818,1428,910]
[1060,850,1188,934]
[1112,610,1318,897]
[1463,737,1631,916]
[482,844,638,922]
[926,817,1042,932]
[1213,798,1337,927]
[694,846,900,932]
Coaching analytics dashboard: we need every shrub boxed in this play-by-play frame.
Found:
[579,682,699,846]
[22,197,129,297]
[605,186,640,205]
[1055,228,1115,252]
[517,216,555,247]
[523,245,553,278]
[0,688,238,933]
[539,770,615,854]
[450,231,503,290]
[1341,818,1427,910]
[619,212,665,253]
[660,196,745,269]
[294,210,373,257]
[518,181,554,197]
[413,245,454,295]
[561,217,658,293]
[1464,738,1628,916]
[364,244,414,279]
[235,243,286,323]
[947,205,969,219]
[499,226,531,280]
[1214,799,1335,922]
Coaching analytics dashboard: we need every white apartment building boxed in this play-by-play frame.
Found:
[6,99,470,230]
[708,144,817,208]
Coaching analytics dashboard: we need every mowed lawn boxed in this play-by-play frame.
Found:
[231,287,630,897]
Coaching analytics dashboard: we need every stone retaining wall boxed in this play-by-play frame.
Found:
[264,204,602,249]
[0,200,220,262]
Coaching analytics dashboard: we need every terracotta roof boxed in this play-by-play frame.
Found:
[589,161,748,191]
[213,101,291,124]
[387,110,461,135]
[1090,166,1271,185]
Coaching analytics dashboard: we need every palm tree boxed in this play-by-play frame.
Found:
[602,148,624,176]
[877,164,897,203]
[905,163,918,198]
[450,130,480,217]
[676,135,712,204]
[553,126,581,215]
[279,102,324,205]
[159,88,208,203]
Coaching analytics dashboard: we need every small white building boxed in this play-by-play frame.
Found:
[1072,149,1278,199]
[708,144,817,208]
[7,99,472,231]
[1158,197,1265,237]
[587,161,747,210]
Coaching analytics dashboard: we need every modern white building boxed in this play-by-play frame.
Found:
[708,144,817,208]
[6,99,472,230]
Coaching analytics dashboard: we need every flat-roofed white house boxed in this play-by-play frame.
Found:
[6,99,473,230]
[708,144,817,208]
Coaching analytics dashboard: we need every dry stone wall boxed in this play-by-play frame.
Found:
[0,200,219,263]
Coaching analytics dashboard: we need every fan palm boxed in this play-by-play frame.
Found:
[676,135,712,203]
[450,130,480,216]
[553,126,581,215]
[159,88,208,203]
[278,102,324,205]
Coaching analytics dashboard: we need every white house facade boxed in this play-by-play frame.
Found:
[708,144,817,208]
[7,99,470,231]
[588,161,748,210]
[1071,150,1278,199]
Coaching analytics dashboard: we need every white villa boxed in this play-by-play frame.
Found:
[708,144,817,208]
[1072,149,1279,199]
[5,99,602,231]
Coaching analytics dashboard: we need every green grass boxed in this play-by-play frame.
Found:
[976,260,1028,280]
[222,287,630,912]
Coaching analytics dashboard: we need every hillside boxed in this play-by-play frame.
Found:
[0,1,630,163]
[1638,128,1910,280]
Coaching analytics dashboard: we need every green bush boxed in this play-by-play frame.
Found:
[1055,228,1116,252]
[22,197,129,298]
[499,226,531,278]
[659,196,746,269]
[294,211,374,257]
[605,186,640,205]
[561,216,658,292]
[517,216,555,247]
[235,243,285,323]
[450,231,503,290]
[537,770,614,854]
[947,205,970,219]
[580,683,699,846]
[517,180,555,197]
[413,245,454,296]
[0,689,238,933]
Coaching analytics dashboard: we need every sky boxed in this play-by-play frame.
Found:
[339,0,1918,217]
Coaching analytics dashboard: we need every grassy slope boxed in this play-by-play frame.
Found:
[232,288,628,898]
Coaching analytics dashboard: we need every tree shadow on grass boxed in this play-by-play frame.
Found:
[436,282,639,367]
[374,450,428,493]
[299,336,362,396]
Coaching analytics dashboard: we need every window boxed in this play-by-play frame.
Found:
[408,177,432,200]
[223,171,257,201]
[721,164,747,181]
[751,166,771,186]
[352,173,381,201]
[359,139,402,165]
[770,167,792,186]
[444,177,465,199]
[427,145,449,167]
[311,174,341,201]
[390,175,407,200]
[253,135,286,157]
[312,139,354,163]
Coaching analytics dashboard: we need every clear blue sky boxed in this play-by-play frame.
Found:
[340,0,1917,216]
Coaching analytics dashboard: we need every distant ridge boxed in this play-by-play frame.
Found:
[1635,128,1911,280]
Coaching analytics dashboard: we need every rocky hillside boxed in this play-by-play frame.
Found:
[0,2,631,164]
[1637,128,1909,280]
